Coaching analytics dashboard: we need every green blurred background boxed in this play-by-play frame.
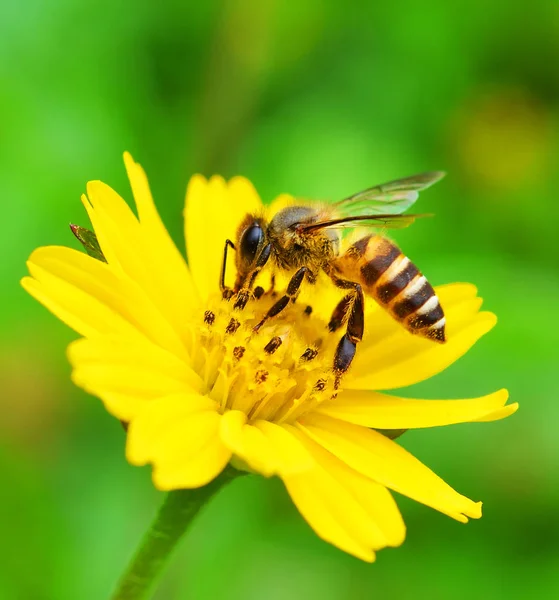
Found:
[2,0,558,598]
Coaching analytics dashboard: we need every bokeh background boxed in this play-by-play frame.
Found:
[2,0,558,598]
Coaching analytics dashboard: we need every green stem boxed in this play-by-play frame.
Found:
[111,467,239,600]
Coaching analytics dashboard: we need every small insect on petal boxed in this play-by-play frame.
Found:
[70,224,106,263]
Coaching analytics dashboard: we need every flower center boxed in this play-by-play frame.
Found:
[189,292,340,424]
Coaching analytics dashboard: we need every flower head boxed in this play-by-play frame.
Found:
[22,153,517,562]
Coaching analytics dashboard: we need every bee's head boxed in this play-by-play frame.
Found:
[234,215,267,290]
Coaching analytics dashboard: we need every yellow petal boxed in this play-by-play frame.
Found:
[153,436,231,491]
[83,175,197,345]
[318,388,517,429]
[281,424,405,561]
[24,246,189,359]
[219,411,313,477]
[348,283,495,390]
[22,255,139,339]
[80,184,137,271]
[254,420,314,475]
[72,363,190,403]
[126,393,218,465]
[68,336,197,386]
[149,409,230,490]
[184,175,263,300]
[96,393,150,423]
[21,276,105,339]
[69,336,203,420]
[123,152,200,315]
[474,404,519,422]
[220,410,275,476]
[298,413,482,523]
[282,468,376,562]
[286,425,406,549]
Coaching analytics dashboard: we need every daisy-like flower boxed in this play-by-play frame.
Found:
[22,153,517,563]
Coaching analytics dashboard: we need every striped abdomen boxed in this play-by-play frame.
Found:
[335,235,446,342]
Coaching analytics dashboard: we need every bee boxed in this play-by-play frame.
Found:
[220,172,446,377]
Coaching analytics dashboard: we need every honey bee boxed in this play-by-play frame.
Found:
[221,172,446,377]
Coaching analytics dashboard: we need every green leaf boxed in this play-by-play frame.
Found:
[70,224,106,262]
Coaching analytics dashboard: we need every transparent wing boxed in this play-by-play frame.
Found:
[300,213,431,233]
[333,171,445,218]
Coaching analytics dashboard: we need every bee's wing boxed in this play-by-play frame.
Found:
[300,213,430,233]
[333,171,445,217]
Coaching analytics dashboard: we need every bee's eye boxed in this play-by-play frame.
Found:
[240,223,264,263]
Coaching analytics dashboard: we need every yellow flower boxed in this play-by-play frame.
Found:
[22,153,517,562]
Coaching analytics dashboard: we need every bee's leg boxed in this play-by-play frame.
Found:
[328,293,353,332]
[234,243,272,310]
[220,239,236,300]
[253,266,310,332]
[329,279,364,383]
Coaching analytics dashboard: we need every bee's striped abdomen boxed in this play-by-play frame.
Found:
[339,235,445,342]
